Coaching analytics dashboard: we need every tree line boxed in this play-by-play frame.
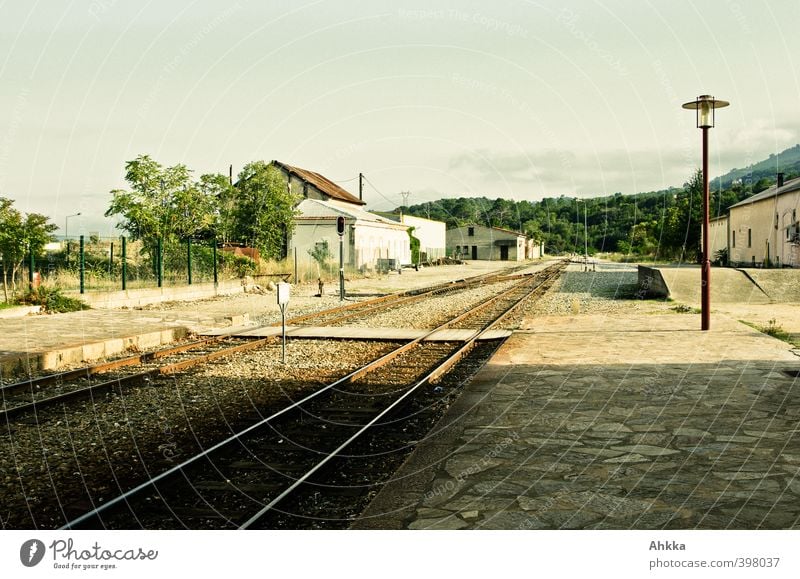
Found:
[402,169,790,261]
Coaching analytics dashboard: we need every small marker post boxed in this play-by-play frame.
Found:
[276,282,290,364]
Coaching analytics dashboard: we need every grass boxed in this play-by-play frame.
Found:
[671,303,701,314]
[741,318,797,346]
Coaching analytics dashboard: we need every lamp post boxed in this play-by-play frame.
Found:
[65,212,81,265]
[682,95,729,331]
[65,212,81,239]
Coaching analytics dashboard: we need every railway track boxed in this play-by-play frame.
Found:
[281,263,532,327]
[0,263,539,422]
[0,336,270,421]
[60,260,566,530]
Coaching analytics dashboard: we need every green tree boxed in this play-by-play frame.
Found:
[234,161,300,259]
[198,173,236,243]
[105,155,215,261]
[0,198,57,301]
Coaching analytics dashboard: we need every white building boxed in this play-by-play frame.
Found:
[292,199,411,270]
[373,213,446,263]
[728,174,800,267]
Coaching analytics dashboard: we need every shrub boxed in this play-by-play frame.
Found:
[17,286,89,313]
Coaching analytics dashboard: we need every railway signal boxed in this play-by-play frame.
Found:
[337,215,345,300]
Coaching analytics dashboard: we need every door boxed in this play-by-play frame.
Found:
[471,245,477,260]
[500,245,509,261]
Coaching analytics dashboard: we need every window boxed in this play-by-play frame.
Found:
[732,230,736,247]
[468,226,475,236]
[748,229,752,248]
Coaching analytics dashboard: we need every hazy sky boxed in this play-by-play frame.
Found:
[1,0,798,235]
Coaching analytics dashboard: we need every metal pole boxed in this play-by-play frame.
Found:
[121,236,127,291]
[109,242,114,274]
[28,243,34,290]
[339,233,344,301]
[584,204,588,271]
[281,304,287,364]
[701,126,710,331]
[79,235,85,294]
[294,247,298,283]
[157,237,163,288]
[187,238,192,285]
[212,238,218,287]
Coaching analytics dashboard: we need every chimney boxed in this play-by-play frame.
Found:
[778,172,785,188]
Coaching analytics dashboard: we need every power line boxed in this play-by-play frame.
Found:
[361,175,398,207]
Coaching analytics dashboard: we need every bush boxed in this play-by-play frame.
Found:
[18,286,90,313]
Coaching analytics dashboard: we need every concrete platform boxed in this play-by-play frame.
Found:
[353,312,800,530]
[653,265,771,305]
[0,310,249,377]
[203,325,512,342]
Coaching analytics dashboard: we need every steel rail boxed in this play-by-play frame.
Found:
[60,261,566,529]
[278,263,532,327]
[1,338,272,420]
[0,336,238,396]
[238,261,567,527]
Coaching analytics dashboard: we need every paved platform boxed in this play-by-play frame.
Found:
[354,312,800,530]
[0,309,248,377]
[204,325,512,342]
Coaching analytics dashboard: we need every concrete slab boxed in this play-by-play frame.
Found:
[654,266,770,305]
[205,325,511,342]
[0,309,247,377]
[354,312,800,530]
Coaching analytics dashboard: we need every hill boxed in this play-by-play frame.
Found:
[713,143,800,189]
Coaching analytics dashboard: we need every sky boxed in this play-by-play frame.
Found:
[1,0,799,236]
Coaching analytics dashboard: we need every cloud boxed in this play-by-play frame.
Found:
[447,147,692,197]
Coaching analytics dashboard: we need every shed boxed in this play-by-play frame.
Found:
[446,224,527,261]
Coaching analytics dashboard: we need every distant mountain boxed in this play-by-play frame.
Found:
[713,143,800,189]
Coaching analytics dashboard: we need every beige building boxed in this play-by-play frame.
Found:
[447,224,527,261]
[728,175,800,267]
[708,215,729,263]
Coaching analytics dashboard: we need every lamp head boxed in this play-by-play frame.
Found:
[682,95,729,128]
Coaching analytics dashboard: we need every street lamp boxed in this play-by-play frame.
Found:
[682,94,729,331]
[65,212,81,239]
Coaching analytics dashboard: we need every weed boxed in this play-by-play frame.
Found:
[17,286,89,313]
[671,304,700,314]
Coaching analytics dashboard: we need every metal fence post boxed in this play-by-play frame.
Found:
[157,237,163,288]
[212,238,218,287]
[79,235,85,294]
[121,236,127,291]
[109,241,114,274]
[28,243,34,291]
[187,238,192,285]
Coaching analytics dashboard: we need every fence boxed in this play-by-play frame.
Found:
[28,236,223,294]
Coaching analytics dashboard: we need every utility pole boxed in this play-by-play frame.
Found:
[401,191,411,209]
[359,173,363,201]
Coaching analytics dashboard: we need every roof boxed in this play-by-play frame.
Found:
[295,199,409,229]
[454,223,526,238]
[729,176,800,209]
[272,161,365,206]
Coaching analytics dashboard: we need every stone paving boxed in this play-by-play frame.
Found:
[354,312,800,530]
